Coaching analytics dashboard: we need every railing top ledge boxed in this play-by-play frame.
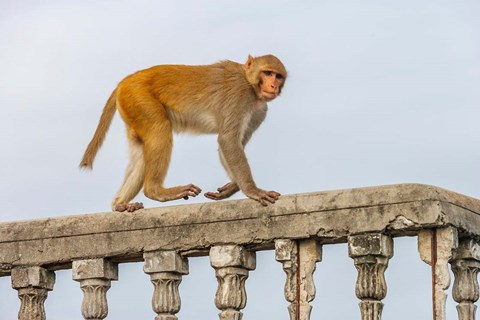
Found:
[0,183,479,275]
[1,183,478,238]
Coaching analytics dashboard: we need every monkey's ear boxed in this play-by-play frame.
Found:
[243,54,254,70]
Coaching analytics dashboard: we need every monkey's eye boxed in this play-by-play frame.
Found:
[262,70,273,76]
[276,74,284,80]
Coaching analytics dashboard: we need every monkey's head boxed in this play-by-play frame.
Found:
[243,54,287,102]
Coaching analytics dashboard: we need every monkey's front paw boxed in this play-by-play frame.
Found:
[246,189,281,206]
[204,182,240,200]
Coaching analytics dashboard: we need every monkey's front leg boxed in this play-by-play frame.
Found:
[204,182,240,200]
[218,134,281,206]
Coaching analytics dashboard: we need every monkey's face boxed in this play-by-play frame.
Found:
[258,69,285,101]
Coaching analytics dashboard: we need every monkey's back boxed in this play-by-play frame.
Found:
[116,61,258,135]
[119,62,255,109]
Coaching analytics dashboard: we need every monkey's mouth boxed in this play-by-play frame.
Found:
[262,91,277,98]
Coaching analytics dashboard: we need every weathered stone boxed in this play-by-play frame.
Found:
[275,239,321,320]
[349,234,393,258]
[72,259,118,320]
[0,184,479,318]
[11,266,55,291]
[144,250,189,275]
[210,245,256,270]
[451,238,480,320]
[275,239,297,304]
[454,238,480,261]
[348,234,393,320]
[418,227,458,320]
[210,245,256,320]
[11,267,55,320]
[144,251,189,320]
[1,184,480,273]
[72,258,118,281]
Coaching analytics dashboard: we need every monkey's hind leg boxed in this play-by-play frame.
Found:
[112,130,145,212]
[141,106,202,203]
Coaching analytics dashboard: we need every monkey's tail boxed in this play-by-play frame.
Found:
[79,89,117,170]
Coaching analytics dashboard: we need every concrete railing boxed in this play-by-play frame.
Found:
[1,183,479,320]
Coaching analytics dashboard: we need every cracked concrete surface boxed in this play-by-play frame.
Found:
[0,183,479,276]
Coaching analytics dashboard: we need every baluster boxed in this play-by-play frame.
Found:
[72,258,118,320]
[348,233,393,320]
[275,239,322,320]
[11,266,55,320]
[451,238,480,320]
[275,239,298,319]
[143,250,189,320]
[418,227,458,320]
[209,245,256,320]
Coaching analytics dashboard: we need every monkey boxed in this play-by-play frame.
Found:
[80,54,287,212]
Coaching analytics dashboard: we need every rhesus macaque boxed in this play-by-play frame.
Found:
[80,54,287,212]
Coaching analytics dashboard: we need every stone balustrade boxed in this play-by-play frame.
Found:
[1,183,479,320]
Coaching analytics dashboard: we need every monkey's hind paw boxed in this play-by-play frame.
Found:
[114,202,144,213]
[181,184,202,200]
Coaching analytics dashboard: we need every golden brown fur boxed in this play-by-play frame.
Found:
[80,54,287,211]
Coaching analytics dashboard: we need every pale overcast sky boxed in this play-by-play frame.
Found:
[0,1,479,319]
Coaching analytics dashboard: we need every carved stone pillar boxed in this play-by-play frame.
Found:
[11,266,55,320]
[348,233,393,320]
[275,239,322,320]
[143,250,189,320]
[209,245,256,320]
[72,258,118,320]
[451,238,480,320]
[418,227,458,320]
